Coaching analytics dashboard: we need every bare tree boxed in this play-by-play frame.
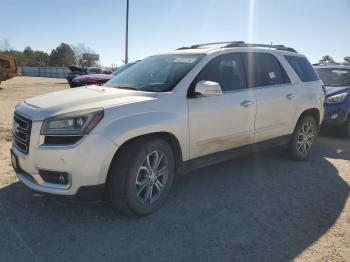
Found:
[319,55,336,65]
[0,39,13,51]
[70,43,97,67]
[344,56,350,65]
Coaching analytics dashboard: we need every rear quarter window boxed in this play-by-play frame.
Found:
[285,55,319,82]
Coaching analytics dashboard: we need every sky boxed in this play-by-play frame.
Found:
[1,0,349,66]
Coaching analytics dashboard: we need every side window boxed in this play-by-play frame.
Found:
[285,55,319,82]
[196,54,247,92]
[242,53,289,88]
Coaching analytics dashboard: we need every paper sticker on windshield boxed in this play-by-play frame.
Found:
[269,72,276,79]
[174,57,197,63]
[332,70,348,74]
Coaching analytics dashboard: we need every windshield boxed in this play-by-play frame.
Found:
[315,68,350,87]
[104,54,204,92]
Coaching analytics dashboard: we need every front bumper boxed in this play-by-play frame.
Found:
[11,121,118,197]
[11,153,105,200]
[323,103,349,126]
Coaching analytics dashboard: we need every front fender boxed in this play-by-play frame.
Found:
[97,111,189,161]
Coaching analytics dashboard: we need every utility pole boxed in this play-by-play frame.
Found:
[125,0,129,64]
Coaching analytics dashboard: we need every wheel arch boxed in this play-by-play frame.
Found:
[298,108,321,126]
[106,132,184,183]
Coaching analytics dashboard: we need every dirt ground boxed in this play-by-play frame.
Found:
[0,77,349,262]
[0,77,67,187]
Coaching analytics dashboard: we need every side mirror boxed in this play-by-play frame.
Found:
[194,80,223,97]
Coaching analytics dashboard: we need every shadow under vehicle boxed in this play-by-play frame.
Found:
[1,137,349,261]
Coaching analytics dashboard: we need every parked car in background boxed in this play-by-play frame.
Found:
[11,41,324,216]
[0,53,19,84]
[66,66,103,87]
[70,62,139,88]
[70,73,113,88]
[315,65,350,137]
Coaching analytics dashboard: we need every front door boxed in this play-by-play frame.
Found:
[188,53,256,159]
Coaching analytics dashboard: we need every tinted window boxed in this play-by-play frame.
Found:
[285,55,319,82]
[196,54,247,92]
[242,53,288,88]
[315,68,350,87]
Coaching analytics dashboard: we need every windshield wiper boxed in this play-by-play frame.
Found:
[117,85,159,92]
[116,85,142,91]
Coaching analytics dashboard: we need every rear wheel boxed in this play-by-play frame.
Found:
[108,137,175,216]
[288,116,318,161]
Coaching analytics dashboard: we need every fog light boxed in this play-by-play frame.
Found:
[39,170,69,185]
[331,114,339,120]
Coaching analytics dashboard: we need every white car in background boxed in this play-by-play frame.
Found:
[11,41,324,216]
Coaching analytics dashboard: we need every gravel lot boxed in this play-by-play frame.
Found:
[0,77,349,262]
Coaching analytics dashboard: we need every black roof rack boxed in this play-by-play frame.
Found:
[177,41,242,50]
[176,41,297,53]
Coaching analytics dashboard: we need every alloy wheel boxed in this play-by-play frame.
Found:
[297,122,315,155]
[135,150,169,204]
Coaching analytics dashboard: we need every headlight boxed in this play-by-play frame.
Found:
[41,108,104,135]
[325,93,348,104]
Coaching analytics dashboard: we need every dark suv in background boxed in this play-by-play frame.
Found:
[315,65,350,137]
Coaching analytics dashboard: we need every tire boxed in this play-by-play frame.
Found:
[107,137,175,217]
[288,115,319,161]
[338,118,350,138]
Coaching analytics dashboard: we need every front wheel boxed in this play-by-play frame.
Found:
[108,137,175,216]
[288,116,318,161]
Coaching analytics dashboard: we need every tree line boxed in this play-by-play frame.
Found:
[318,55,350,65]
[1,38,349,67]
[0,39,98,67]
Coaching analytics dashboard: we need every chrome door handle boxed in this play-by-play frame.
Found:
[240,100,254,107]
[286,94,297,100]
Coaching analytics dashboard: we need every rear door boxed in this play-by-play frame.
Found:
[188,53,256,159]
[241,52,297,142]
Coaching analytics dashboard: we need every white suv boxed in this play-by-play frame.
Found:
[11,42,324,216]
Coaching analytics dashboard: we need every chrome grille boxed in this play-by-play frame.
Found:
[13,112,32,154]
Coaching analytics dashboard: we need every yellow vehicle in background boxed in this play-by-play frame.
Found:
[0,53,19,84]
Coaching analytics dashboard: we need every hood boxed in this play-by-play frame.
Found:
[16,85,157,121]
[324,85,350,97]
[73,74,113,82]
